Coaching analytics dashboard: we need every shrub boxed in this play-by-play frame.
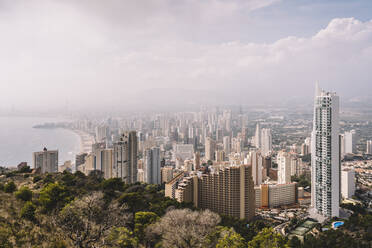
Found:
[39,183,73,212]
[33,175,42,183]
[20,201,36,221]
[4,181,17,193]
[15,186,33,201]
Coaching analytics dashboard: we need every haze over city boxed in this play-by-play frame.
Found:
[1,0,372,112]
[1,1,372,247]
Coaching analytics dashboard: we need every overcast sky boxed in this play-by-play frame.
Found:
[1,0,372,111]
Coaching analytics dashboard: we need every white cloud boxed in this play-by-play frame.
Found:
[0,0,371,110]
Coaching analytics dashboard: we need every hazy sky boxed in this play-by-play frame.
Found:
[1,0,372,111]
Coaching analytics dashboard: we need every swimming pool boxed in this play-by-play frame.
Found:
[332,221,344,229]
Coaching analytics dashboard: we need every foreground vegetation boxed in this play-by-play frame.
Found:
[0,167,371,247]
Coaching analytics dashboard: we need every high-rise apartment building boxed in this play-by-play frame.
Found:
[311,85,340,218]
[366,140,372,154]
[223,136,231,155]
[93,148,113,179]
[277,151,291,184]
[341,168,355,199]
[33,148,58,173]
[144,147,161,184]
[205,137,216,161]
[344,130,358,154]
[254,123,261,148]
[246,151,263,186]
[260,128,272,156]
[161,166,174,183]
[113,131,138,184]
[171,164,255,220]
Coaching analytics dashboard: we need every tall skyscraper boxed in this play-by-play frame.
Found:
[113,131,138,184]
[277,151,291,184]
[366,140,372,154]
[205,137,216,161]
[33,147,58,173]
[223,136,231,155]
[247,151,263,186]
[94,148,113,179]
[311,84,340,218]
[254,123,261,148]
[344,130,358,154]
[144,147,161,184]
[260,128,272,156]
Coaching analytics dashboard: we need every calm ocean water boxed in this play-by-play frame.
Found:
[0,116,81,167]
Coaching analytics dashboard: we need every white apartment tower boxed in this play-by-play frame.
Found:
[341,168,355,199]
[311,84,340,218]
[254,123,261,148]
[260,128,272,156]
[344,130,358,154]
[277,151,291,184]
[366,140,372,154]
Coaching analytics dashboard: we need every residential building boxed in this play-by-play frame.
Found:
[311,84,340,218]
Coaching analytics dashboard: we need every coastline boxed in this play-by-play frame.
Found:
[70,129,95,154]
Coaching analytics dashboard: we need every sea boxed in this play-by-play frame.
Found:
[0,116,81,167]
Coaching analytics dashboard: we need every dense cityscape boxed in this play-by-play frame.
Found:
[1,0,372,247]
[1,85,371,247]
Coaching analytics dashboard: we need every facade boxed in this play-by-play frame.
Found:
[171,164,256,220]
[341,168,355,199]
[260,128,272,156]
[366,140,372,154]
[254,123,261,148]
[93,148,113,179]
[311,85,340,218]
[113,131,138,184]
[174,144,194,161]
[223,136,231,155]
[33,147,58,173]
[161,166,174,183]
[247,151,263,186]
[165,172,185,199]
[144,147,161,184]
[277,151,291,184]
[255,183,297,208]
[344,130,357,154]
[205,137,216,161]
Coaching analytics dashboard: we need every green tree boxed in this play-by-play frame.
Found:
[56,192,130,247]
[20,201,36,221]
[15,186,33,201]
[287,236,302,248]
[4,181,16,193]
[107,227,139,248]
[134,211,159,243]
[119,192,146,213]
[213,227,245,248]
[248,228,288,248]
[39,183,73,212]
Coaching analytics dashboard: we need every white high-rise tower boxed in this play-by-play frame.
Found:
[311,83,340,218]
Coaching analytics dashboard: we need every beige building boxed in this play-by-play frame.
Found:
[165,172,185,199]
[170,164,255,220]
[255,183,297,208]
[161,166,174,183]
[205,137,216,161]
